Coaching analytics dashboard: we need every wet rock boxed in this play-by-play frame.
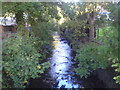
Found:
[63,62,68,63]
[63,41,67,43]
[63,74,69,76]
[66,49,70,50]
[66,70,71,72]
[72,62,76,64]
[60,38,66,41]
[60,56,69,59]
[64,77,68,79]
[60,85,66,88]
[53,63,56,66]
[65,57,69,59]
[56,72,59,74]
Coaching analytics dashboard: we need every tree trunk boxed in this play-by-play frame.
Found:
[87,10,96,41]
[15,11,24,25]
[15,3,24,25]
[89,21,95,41]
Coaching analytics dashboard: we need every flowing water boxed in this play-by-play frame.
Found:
[27,32,108,89]
[49,32,81,88]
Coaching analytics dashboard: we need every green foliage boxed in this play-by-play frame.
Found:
[30,21,58,59]
[112,58,120,84]
[2,2,59,25]
[2,2,120,88]
[31,22,56,41]
[60,19,88,50]
[74,42,109,78]
[105,3,119,26]
[2,2,60,88]
[2,34,49,88]
[59,2,119,85]
[74,26,119,84]
[58,3,77,19]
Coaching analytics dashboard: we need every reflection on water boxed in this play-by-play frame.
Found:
[27,32,112,89]
[50,32,81,88]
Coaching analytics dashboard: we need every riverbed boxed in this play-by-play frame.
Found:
[49,32,82,88]
[26,32,111,89]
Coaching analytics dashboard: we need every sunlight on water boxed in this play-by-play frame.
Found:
[50,32,80,88]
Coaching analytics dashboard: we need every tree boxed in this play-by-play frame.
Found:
[2,2,59,25]
[2,2,60,88]
[74,2,120,85]
[2,34,50,88]
[72,2,109,41]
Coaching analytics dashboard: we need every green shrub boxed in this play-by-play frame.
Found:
[74,26,119,84]
[112,58,120,84]
[74,42,109,78]
[2,34,49,88]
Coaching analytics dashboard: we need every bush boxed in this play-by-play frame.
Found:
[30,22,57,59]
[74,42,109,78]
[2,34,49,88]
[74,26,119,84]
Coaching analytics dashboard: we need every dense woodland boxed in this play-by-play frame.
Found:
[1,1,120,88]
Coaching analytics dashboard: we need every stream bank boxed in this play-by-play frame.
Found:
[60,31,120,89]
[26,32,110,89]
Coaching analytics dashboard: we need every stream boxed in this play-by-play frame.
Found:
[49,32,81,88]
[27,32,108,89]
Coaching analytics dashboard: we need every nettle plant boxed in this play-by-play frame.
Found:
[2,34,49,88]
